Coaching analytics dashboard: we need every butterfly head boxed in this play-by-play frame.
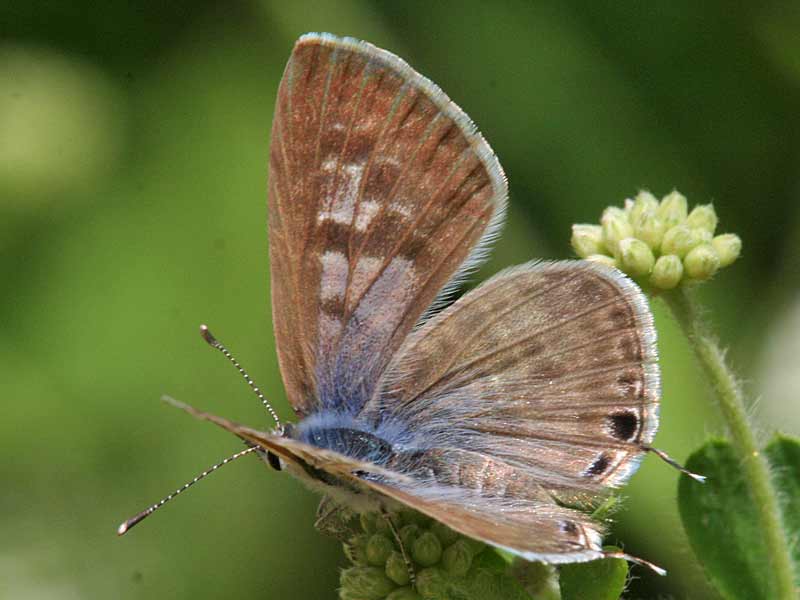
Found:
[262,422,296,472]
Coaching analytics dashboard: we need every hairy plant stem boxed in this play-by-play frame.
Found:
[663,286,796,599]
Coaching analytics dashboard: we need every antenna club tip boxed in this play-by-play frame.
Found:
[117,522,129,536]
[199,324,218,347]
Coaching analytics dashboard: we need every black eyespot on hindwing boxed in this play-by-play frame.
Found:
[585,452,611,477]
[607,410,640,442]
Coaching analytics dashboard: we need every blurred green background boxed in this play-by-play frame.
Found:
[2,2,799,598]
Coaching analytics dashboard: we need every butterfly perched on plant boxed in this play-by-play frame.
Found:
[120,32,699,574]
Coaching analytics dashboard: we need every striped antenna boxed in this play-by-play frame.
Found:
[117,446,257,535]
[199,324,282,430]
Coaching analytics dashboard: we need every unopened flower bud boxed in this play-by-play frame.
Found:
[686,203,718,233]
[399,524,420,548]
[712,233,742,267]
[386,587,423,600]
[684,244,720,280]
[691,227,713,246]
[339,566,395,600]
[571,224,605,258]
[632,210,666,250]
[461,537,487,557]
[385,551,410,586]
[618,237,655,276]
[623,197,635,215]
[661,225,696,258]
[601,210,634,256]
[398,511,431,528]
[366,533,394,566]
[585,254,618,269]
[430,521,460,547]
[629,190,660,224]
[442,540,473,577]
[602,205,628,222]
[360,513,378,534]
[650,255,683,289]
[411,531,442,567]
[658,191,688,227]
[415,567,447,599]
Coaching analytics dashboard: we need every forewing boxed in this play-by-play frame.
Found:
[163,397,411,484]
[268,33,506,417]
[166,397,605,562]
[360,261,660,494]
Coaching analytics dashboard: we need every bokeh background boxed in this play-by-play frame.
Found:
[2,2,799,598]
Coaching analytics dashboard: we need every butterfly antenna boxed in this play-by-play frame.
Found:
[602,550,667,576]
[643,445,706,483]
[199,324,282,430]
[116,445,257,535]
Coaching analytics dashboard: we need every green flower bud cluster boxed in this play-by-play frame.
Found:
[571,190,742,289]
[340,511,532,600]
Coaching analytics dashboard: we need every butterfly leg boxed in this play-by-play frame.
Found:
[380,508,416,588]
[642,445,706,482]
[602,550,666,576]
[314,496,357,542]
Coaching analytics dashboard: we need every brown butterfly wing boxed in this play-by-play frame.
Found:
[162,397,411,483]
[360,261,660,496]
[165,397,605,562]
[365,483,605,563]
[268,33,506,417]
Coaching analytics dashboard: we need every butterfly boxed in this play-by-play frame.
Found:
[120,32,700,574]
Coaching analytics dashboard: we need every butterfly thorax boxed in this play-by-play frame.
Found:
[293,412,395,465]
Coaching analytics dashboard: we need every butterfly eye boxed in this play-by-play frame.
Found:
[266,451,282,471]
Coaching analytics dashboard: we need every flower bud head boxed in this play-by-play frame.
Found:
[661,225,696,258]
[411,531,442,567]
[650,255,684,289]
[571,224,605,258]
[712,233,742,267]
[658,191,688,227]
[618,237,655,276]
[684,244,720,280]
[585,254,618,269]
[686,203,718,233]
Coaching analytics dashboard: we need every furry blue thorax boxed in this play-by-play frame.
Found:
[293,411,407,466]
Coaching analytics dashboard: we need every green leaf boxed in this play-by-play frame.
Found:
[559,547,628,600]
[765,435,800,581]
[678,437,800,599]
